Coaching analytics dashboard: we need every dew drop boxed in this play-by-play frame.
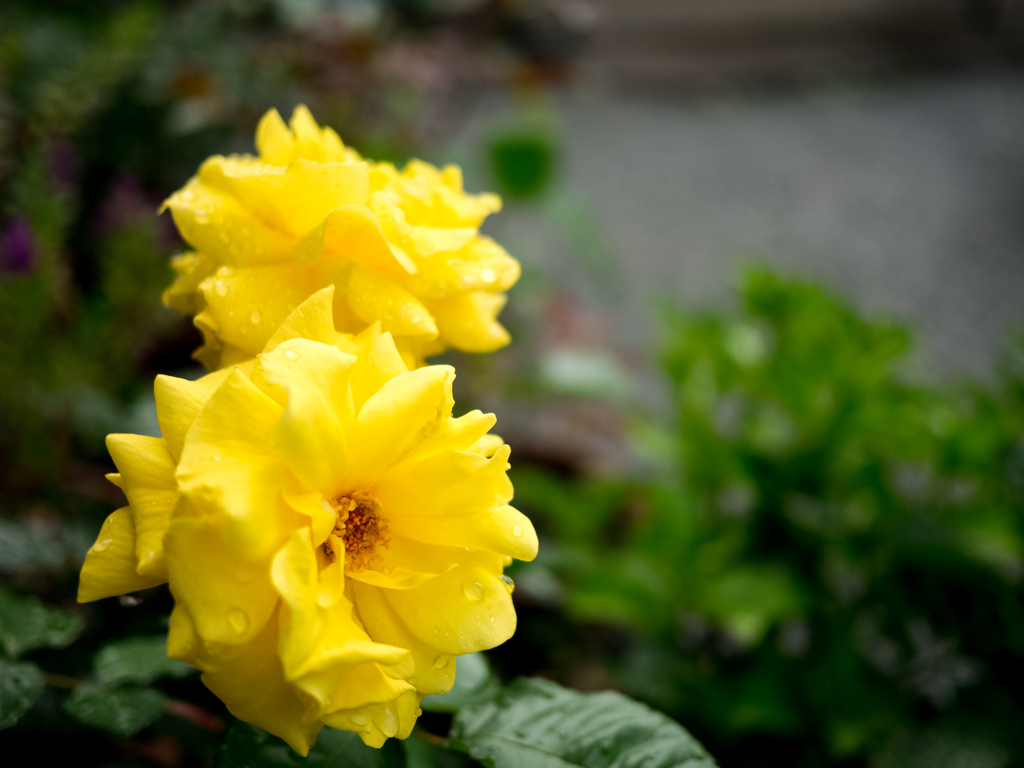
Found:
[463,581,484,601]
[512,524,523,537]
[382,567,392,574]
[228,608,250,633]
[251,311,261,324]
[415,708,423,717]
[410,314,422,324]
[284,349,299,362]
[214,280,228,296]
[499,574,515,594]
[119,595,143,607]
[93,539,112,552]
[351,714,369,726]
[433,654,450,669]
[481,268,496,283]
[490,616,496,623]
[216,266,231,277]
[213,455,222,462]
[409,676,417,685]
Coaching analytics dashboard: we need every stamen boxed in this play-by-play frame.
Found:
[321,491,391,571]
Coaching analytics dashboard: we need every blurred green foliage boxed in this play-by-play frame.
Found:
[2,3,1022,767]
[510,269,1024,768]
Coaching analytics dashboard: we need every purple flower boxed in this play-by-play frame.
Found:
[0,218,36,274]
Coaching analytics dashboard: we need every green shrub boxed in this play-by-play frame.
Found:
[513,269,1024,768]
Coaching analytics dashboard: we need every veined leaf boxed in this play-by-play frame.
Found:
[93,635,194,685]
[64,683,166,736]
[451,678,716,768]
[0,590,83,658]
[0,659,45,730]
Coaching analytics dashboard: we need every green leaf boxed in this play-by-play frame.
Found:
[422,653,500,713]
[64,683,166,736]
[0,659,45,730]
[0,590,83,658]
[451,678,717,768]
[93,635,194,686]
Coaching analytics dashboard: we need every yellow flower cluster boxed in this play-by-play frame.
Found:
[162,106,520,370]
[78,106,535,756]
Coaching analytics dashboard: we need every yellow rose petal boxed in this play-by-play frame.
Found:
[78,507,165,602]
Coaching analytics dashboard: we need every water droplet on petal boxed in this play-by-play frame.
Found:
[213,455,222,462]
[284,349,299,361]
[489,616,496,623]
[216,266,231,277]
[434,654,450,669]
[410,314,422,324]
[415,708,423,717]
[214,280,228,296]
[512,524,523,537]
[93,539,112,552]
[228,608,250,633]
[481,268,496,283]
[382,567,392,574]
[463,581,484,601]
[251,311,261,324]
[351,714,369,726]
[499,575,515,594]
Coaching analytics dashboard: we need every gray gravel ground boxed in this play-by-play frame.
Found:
[465,71,1024,381]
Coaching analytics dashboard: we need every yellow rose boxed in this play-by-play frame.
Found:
[162,105,520,370]
[78,287,538,754]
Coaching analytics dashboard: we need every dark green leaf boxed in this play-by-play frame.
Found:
[452,678,716,768]
[219,720,406,768]
[0,659,45,730]
[404,737,474,768]
[93,635,194,686]
[0,590,83,658]
[422,653,500,713]
[64,683,166,736]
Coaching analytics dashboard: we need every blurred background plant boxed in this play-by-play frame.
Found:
[3,1,1023,766]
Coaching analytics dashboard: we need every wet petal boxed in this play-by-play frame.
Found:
[384,564,515,655]
[162,176,293,266]
[176,370,299,560]
[106,434,178,578]
[169,601,320,756]
[271,528,415,712]
[258,338,357,496]
[389,505,538,563]
[154,369,234,462]
[164,513,279,645]
[198,263,318,360]
[200,156,370,238]
[78,508,165,602]
[345,535,464,591]
[429,292,510,352]
[343,365,454,489]
[350,580,454,694]
[344,262,437,340]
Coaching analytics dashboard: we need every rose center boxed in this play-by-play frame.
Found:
[322,491,391,571]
